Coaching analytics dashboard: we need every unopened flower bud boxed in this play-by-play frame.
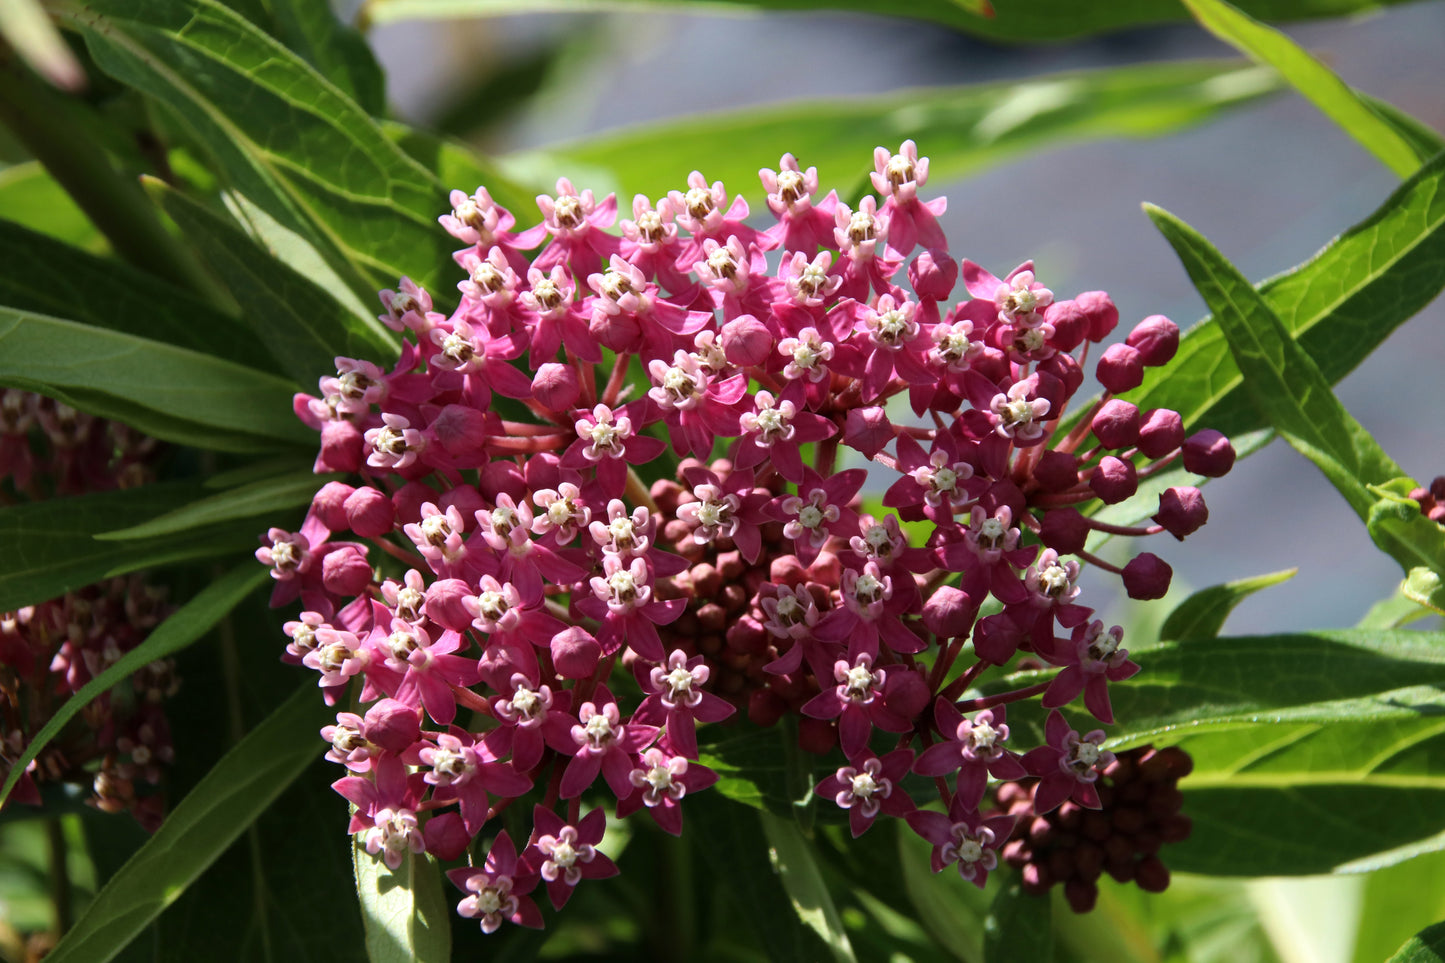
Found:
[1181,430,1235,477]
[1126,315,1179,367]
[430,403,488,454]
[425,578,475,632]
[318,420,363,473]
[344,486,395,537]
[1043,299,1088,353]
[1096,343,1144,394]
[311,481,356,532]
[1091,400,1140,450]
[908,249,957,301]
[1033,450,1080,493]
[551,626,601,679]
[721,315,773,367]
[1122,553,1172,600]
[1154,487,1208,539]
[748,689,786,728]
[364,698,422,753]
[1075,291,1119,341]
[1137,408,1184,459]
[439,485,484,522]
[322,546,373,596]
[1089,456,1137,504]
[423,811,471,861]
[844,406,892,459]
[769,556,807,587]
[922,585,976,639]
[391,482,437,526]
[1040,508,1089,555]
[532,362,579,412]
[884,670,930,720]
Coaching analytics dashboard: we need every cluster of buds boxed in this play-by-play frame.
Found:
[1410,476,1445,525]
[998,744,1193,912]
[0,389,158,497]
[272,141,1233,931]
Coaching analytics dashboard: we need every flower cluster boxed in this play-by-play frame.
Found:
[271,142,1233,930]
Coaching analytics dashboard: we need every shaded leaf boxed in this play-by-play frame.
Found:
[984,881,1052,963]
[0,163,105,252]
[352,840,452,963]
[268,0,385,115]
[1181,0,1420,177]
[0,564,267,807]
[759,810,858,963]
[501,60,1278,207]
[96,472,326,541]
[42,682,332,963]
[382,120,537,217]
[1159,568,1297,641]
[1353,851,1445,963]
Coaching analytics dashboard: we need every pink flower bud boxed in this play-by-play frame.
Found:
[922,586,976,639]
[971,346,1011,385]
[1096,343,1144,394]
[430,403,488,454]
[1075,291,1119,341]
[344,486,395,537]
[423,811,470,861]
[391,481,436,526]
[1089,455,1138,504]
[1126,315,1179,367]
[1154,486,1208,539]
[1033,450,1080,493]
[1182,429,1236,477]
[1137,408,1184,458]
[1122,553,1172,600]
[318,420,363,473]
[973,612,1024,665]
[908,249,957,301]
[884,670,930,720]
[551,626,601,679]
[844,406,893,459]
[1040,508,1089,555]
[311,481,356,533]
[440,484,484,522]
[726,616,768,655]
[480,461,527,503]
[1039,352,1083,397]
[532,362,579,412]
[1091,399,1140,450]
[425,578,475,632]
[721,314,773,367]
[748,689,786,728]
[321,545,372,596]
[769,555,807,587]
[1043,299,1087,353]
[364,698,422,754]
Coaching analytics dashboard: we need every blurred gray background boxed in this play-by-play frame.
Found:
[369,3,1445,635]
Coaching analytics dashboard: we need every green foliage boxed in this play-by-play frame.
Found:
[352,838,452,963]
[95,472,329,541]
[1387,922,1445,963]
[1159,569,1297,641]
[984,882,1053,963]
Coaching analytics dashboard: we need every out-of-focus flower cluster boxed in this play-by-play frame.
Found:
[269,142,1230,929]
[1,390,176,830]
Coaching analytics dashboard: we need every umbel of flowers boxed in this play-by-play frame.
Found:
[264,141,1233,929]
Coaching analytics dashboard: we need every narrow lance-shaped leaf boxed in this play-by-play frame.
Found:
[759,810,859,963]
[1386,921,1445,963]
[0,564,268,807]
[1158,568,1297,641]
[983,882,1052,963]
[0,163,105,252]
[1181,0,1421,177]
[352,839,453,963]
[96,472,329,541]
[41,682,333,963]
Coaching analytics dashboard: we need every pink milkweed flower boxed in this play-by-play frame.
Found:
[527,806,618,910]
[988,379,1052,446]
[759,154,839,253]
[371,616,480,725]
[670,170,766,267]
[456,245,523,320]
[906,798,1016,888]
[631,649,735,760]
[517,263,598,365]
[588,499,654,560]
[487,671,577,772]
[576,553,686,661]
[440,186,546,269]
[319,357,388,417]
[563,402,667,496]
[774,467,866,567]
[733,383,836,484]
[815,748,915,837]
[846,293,935,402]
[447,832,543,934]
[1022,710,1117,814]
[871,140,947,255]
[560,687,659,799]
[365,412,426,472]
[813,560,924,657]
[885,432,980,522]
[616,743,719,836]
[646,349,748,457]
[801,652,909,758]
[419,730,531,835]
[403,501,468,571]
[619,194,693,292]
[377,277,440,334]
[913,699,1027,810]
[530,480,591,546]
[1040,620,1140,724]
[675,464,773,564]
[381,569,428,624]
[332,756,425,869]
[532,177,622,280]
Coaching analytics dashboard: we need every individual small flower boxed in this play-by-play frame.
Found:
[528,806,618,910]
[365,413,426,471]
[913,699,1026,809]
[1040,621,1140,724]
[907,798,1015,888]
[801,652,909,757]
[1023,710,1117,814]
[774,468,866,566]
[815,748,915,837]
[616,744,719,836]
[632,649,735,759]
[560,687,659,799]
[419,730,531,834]
[448,832,543,934]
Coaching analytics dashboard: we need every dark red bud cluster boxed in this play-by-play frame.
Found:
[1409,476,1445,525]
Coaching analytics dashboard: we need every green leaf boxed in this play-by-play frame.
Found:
[1387,921,1445,963]
[382,120,537,218]
[1357,581,1436,629]
[1145,204,1445,582]
[984,881,1052,963]
[0,483,262,612]
[0,163,105,252]
[267,0,385,116]
[759,810,858,963]
[1123,150,1445,442]
[1181,0,1420,177]
[501,60,1278,206]
[352,840,452,963]
[1403,567,1445,616]
[96,472,326,541]
[152,180,397,385]
[0,307,313,449]
[359,0,1418,42]
[0,217,274,371]
[1353,851,1445,963]
[1363,94,1445,163]
[55,0,456,303]
[0,564,266,808]
[1159,568,1297,641]
[41,682,331,963]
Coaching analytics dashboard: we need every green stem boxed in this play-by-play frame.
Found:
[46,816,72,937]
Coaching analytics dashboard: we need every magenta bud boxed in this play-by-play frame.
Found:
[321,545,373,596]
[908,249,958,301]
[721,314,773,367]
[1040,508,1089,555]
[479,460,527,503]
[972,612,1024,665]
[1076,291,1119,342]
[971,346,1011,385]
[844,406,893,459]
[425,578,475,633]
[1137,408,1184,459]
[1096,343,1144,394]
[532,362,579,412]
[1182,429,1236,477]
[1091,399,1140,450]
[423,811,471,861]
[1039,352,1084,398]
[770,555,807,587]
[344,486,395,537]
[439,484,484,522]
[551,626,601,679]
[1123,553,1173,600]
[1043,299,1088,353]
[318,419,363,473]
[390,481,436,527]
[1033,450,1080,493]
[922,586,976,639]
[430,403,488,454]
[1089,455,1138,504]
[1126,315,1179,367]
[884,670,931,720]
[311,481,356,532]
[1154,486,1208,539]
[364,698,422,754]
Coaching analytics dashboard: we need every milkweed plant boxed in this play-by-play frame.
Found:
[1,0,1444,961]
